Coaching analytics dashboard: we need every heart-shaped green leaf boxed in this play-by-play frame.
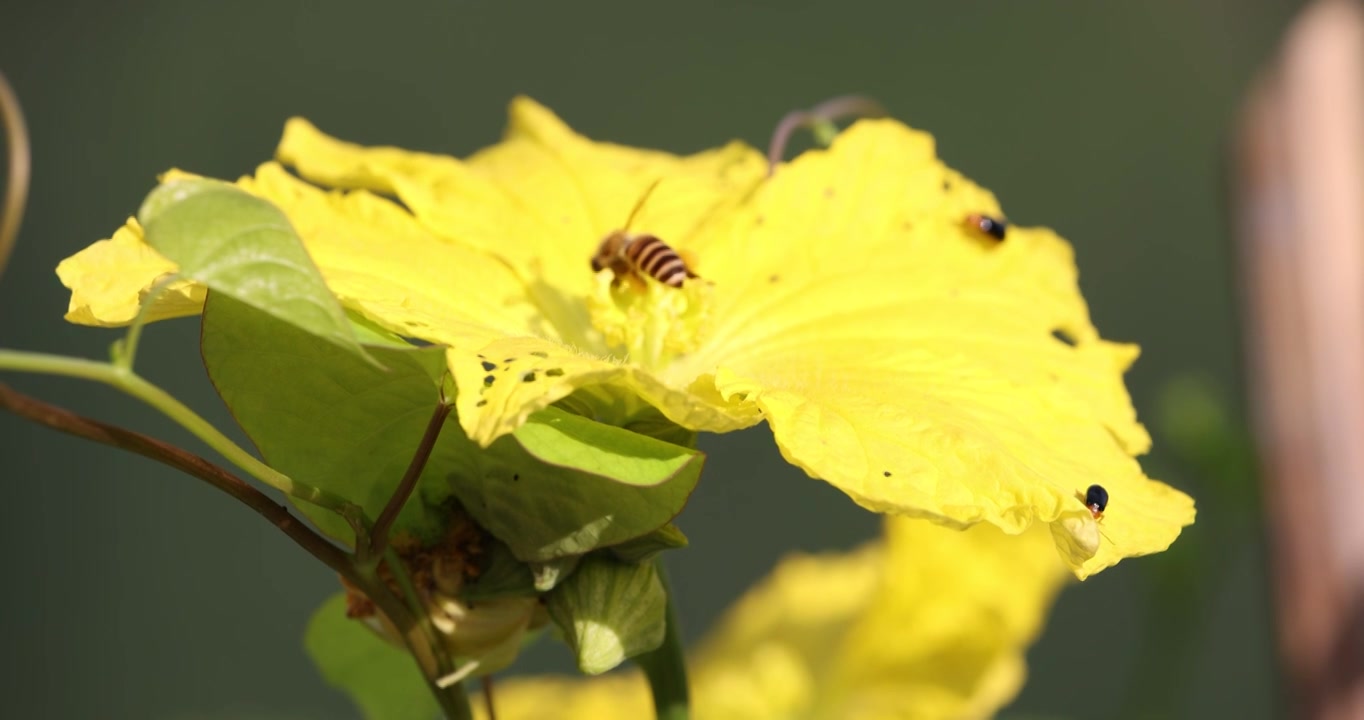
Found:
[201,292,451,542]
[139,178,374,365]
[444,413,703,562]
[304,593,436,720]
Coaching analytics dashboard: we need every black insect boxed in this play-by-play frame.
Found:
[1085,484,1109,520]
[965,213,1008,241]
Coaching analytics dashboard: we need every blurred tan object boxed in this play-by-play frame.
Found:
[1236,1,1364,718]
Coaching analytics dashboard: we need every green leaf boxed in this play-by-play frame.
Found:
[513,406,698,486]
[139,178,373,365]
[447,411,704,562]
[201,292,452,542]
[546,554,667,675]
[202,292,702,559]
[304,593,437,720]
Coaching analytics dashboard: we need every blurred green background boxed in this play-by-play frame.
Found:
[0,1,1298,717]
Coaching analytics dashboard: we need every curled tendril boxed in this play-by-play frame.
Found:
[0,70,30,284]
[766,95,888,176]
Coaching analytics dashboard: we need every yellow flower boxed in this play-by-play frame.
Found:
[56,98,1194,577]
[474,517,1069,720]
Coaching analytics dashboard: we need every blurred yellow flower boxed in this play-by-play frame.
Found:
[56,98,1194,576]
[474,518,1068,720]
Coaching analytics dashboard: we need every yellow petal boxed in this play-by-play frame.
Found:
[471,674,651,720]
[689,119,1193,576]
[827,520,1067,719]
[55,218,205,325]
[236,162,539,349]
[277,97,766,351]
[446,335,757,447]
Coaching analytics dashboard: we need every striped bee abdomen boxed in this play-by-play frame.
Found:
[623,234,695,288]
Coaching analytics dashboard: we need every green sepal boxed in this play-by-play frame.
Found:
[608,524,688,564]
[530,555,582,592]
[546,554,667,675]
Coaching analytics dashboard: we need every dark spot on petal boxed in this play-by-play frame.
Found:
[530,350,549,358]
[476,399,488,407]
[1051,328,1078,347]
[942,179,952,191]
[545,368,565,377]
[883,470,893,477]
[504,357,515,363]
[477,354,486,359]
[522,371,537,382]
[902,221,914,231]
[823,187,835,198]
[481,360,496,371]
[483,375,496,387]
[755,215,765,226]
[769,274,780,283]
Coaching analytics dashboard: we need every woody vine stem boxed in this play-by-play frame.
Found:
[0,70,474,718]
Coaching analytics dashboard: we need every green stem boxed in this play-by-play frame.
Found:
[0,349,364,524]
[635,558,690,720]
[114,276,174,370]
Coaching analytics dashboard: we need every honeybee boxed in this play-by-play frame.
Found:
[590,181,696,288]
[964,213,1008,241]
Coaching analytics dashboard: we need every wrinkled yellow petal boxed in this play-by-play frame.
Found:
[446,335,757,447]
[476,517,1068,720]
[55,218,205,325]
[235,162,539,349]
[683,120,1193,576]
[277,97,766,351]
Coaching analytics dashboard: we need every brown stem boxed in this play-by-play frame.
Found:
[0,69,30,284]
[0,382,359,584]
[766,95,888,176]
[0,382,473,716]
[363,402,453,567]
